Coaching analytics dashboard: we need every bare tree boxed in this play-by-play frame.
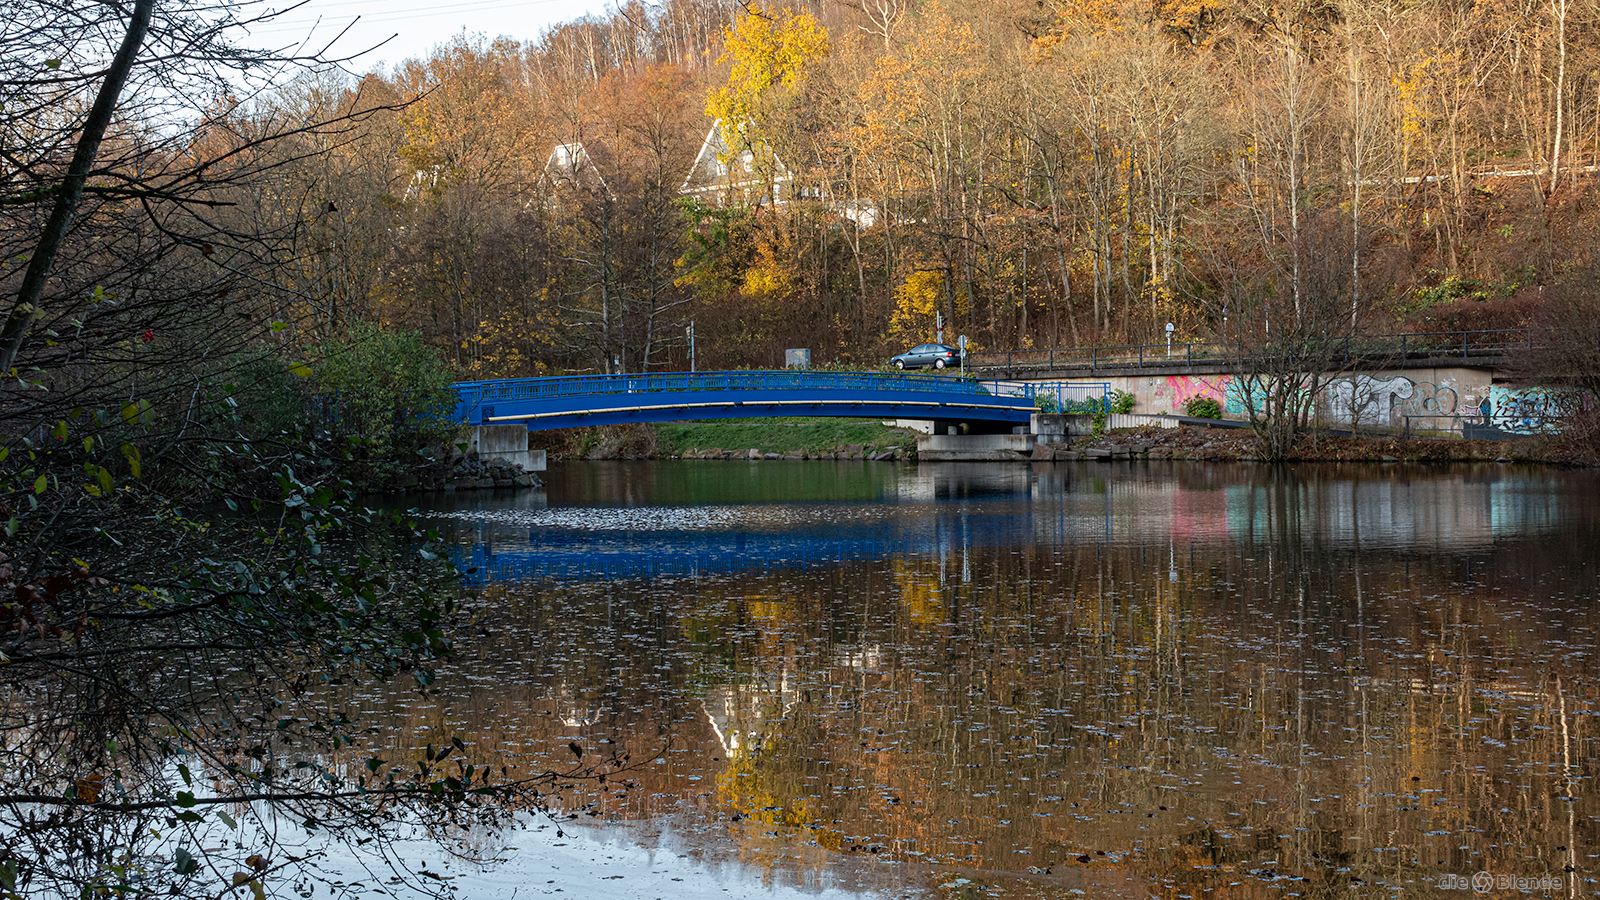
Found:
[0,4,588,897]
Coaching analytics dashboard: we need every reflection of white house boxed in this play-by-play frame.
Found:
[700,670,798,757]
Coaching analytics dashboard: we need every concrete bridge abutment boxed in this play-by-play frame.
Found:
[468,424,547,472]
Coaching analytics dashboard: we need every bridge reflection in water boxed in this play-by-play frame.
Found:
[432,462,1576,585]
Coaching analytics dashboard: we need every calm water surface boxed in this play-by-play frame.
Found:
[390,461,1600,898]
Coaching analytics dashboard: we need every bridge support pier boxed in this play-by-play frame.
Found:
[469,424,547,472]
[916,432,1037,460]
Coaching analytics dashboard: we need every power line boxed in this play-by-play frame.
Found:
[240,0,587,36]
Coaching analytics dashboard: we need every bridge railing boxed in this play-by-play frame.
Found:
[982,380,1114,413]
[456,370,1005,406]
[454,371,1117,420]
[967,328,1532,374]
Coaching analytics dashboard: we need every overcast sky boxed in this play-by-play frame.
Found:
[236,0,615,73]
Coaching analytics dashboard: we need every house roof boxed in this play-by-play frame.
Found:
[541,142,613,197]
[679,120,792,204]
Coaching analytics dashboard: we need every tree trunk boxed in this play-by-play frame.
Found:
[0,0,154,377]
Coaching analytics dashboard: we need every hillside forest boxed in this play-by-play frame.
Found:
[242,0,1600,375]
[2,1,1600,893]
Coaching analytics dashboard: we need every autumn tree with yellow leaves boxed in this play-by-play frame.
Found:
[227,0,1600,372]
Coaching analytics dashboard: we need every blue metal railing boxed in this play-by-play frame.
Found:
[457,370,1003,404]
[453,371,1117,424]
[1021,382,1114,413]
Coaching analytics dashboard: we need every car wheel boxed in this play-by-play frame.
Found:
[895,359,905,370]
[934,359,946,369]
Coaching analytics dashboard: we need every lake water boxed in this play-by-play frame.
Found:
[394,461,1600,898]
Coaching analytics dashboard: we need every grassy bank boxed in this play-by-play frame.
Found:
[545,418,920,460]
[656,417,917,456]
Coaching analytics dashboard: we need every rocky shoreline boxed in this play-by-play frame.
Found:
[573,423,1585,466]
[676,443,905,461]
[391,446,543,492]
[1037,424,1559,464]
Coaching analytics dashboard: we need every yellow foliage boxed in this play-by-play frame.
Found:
[740,231,797,303]
[889,270,945,343]
[706,9,829,128]
[890,560,948,626]
[461,308,554,379]
[742,258,794,300]
[717,753,817,826]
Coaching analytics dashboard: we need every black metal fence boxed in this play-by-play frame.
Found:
[966,329,1533,375]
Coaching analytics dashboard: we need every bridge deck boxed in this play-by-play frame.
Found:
[454,371,1110,431]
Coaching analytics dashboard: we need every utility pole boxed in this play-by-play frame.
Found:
[687,320,696,373]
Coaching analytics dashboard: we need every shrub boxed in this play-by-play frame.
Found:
[1183,396,1223,419]
[1092,389,1137,434]
[311,325,459,483]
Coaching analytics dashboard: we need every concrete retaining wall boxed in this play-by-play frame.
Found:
[469,425,547,471]
[916,433,1035,461]
[1032,412,1179,439]
[1041,365,1501,434]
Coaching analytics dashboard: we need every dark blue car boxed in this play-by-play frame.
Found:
[890,343,961,370]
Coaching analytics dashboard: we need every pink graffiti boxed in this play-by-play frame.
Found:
[1164,375,1231,410]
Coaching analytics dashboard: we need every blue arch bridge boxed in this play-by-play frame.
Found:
[453,371,1111,433]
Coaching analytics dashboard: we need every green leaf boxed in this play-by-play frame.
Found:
[287,361,312,378]
[120,442,141,478]
[50,420,67,441]
[270,321,288,332]
[175,791,196,808]
[178,763,191,786]
[33,475,46,494]
[94,465,112,494]
[121,401,140,426]
[3,518,16,538]
[173,847,199,875]
[44,58,61,69]
[216,810,236,830]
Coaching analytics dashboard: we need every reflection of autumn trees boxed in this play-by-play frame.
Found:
[340,481,1598,897]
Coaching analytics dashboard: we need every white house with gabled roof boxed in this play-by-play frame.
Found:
[679,119,796,208]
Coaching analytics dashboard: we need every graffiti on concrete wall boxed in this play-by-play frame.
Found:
[1399,381,1460,417]
[1328,375,1412,426]
[1224,379,1262,416]
[1163,374,1230,407]
[1484,386,1579,434]
[1327,374,1465,427]
[1159,374,1256,415]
